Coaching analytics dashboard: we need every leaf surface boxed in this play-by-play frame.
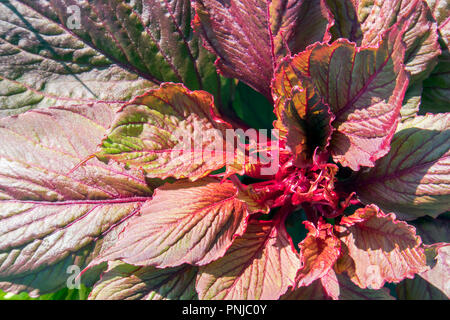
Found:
[0,103,153,296]
[336,205,427,289]
[98,83,245,181]
[196,218,300,300]
[354,114,450,220]
[89,261,197,300]
[296,221,340,287]
[88,178,265,269]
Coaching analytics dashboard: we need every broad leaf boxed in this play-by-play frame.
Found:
[273,25,409,170]
[0,103,153,296]
[196,218,300,300]
[325,0,441,82]
[98,83,244,181]
[193,0,273,98]
[87,178,266,269]
[354,114,450,220]
[282,270,394,300]
[296,221,340,287]
[269,0,332,59]
[12,0,219,95]
[421,48,450,114]
[400,83,422,121]
[335,205,427,289]
[410,216,450,245]
[89,261,197,300]
[193,0,331,98]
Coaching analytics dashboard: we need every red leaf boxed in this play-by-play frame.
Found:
[193,0,274,98]
[193,0,332,98]
[196,218,300,300]
[281,83,334,167]
[296,220,341,287]
[354,113,450,220]
[335,205,427,289]
[87,178,266,269]
[98,83,248,181]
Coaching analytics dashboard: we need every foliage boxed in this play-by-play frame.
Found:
[0,0,449,300]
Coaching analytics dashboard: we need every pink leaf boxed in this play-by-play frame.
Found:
[335,205,427,289]
[87,178,267,269]
[196,218,300,300]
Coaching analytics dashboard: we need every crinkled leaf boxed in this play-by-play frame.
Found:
[0,103,154,296]
[88,178,266,269]
[325,0,441,83]
[274,25,409,170]
[281,84,334,167]
[336,205,427,289]
[354,114,450,220]
[98,83,245,181]
[196,218,300,300]
[12,0,219,95]
[89,261,197,300]
[296,221,340,287]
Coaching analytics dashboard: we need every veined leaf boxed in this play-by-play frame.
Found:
[89,261,197,300]
[281,84,334,167]
[335,205,427,290]
[354,113,450,220]
[196,218,300,300]
[87,178,266,269]
[325,0,441,83]
[0,0,157,116]
[0,103,153,296]
[98,83,245,181]
[193,0,331,98]
[296,221,340,287]
[12,0,219,94]
[397,244,450,299]
[273,25,408,170]
[282,269,395,300]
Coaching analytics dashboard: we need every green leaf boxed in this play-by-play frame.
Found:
[87,178,265,269]
[89,261,197,300]
[98,83,250,181]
